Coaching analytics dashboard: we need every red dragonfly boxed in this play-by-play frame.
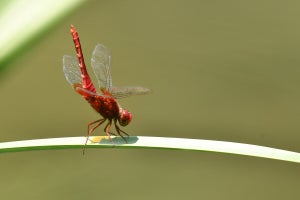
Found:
[63,25,150,153]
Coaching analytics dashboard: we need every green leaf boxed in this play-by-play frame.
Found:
[0,0,86,74]
[0,136,299,163]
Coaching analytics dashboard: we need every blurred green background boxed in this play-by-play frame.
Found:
[0,0,300,199]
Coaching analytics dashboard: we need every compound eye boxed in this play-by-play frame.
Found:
[118,109,132,126]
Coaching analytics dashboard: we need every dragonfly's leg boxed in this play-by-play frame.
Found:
[104,120,113,142]
[108,132,117,136]
[115,124,129,137]
[87,119,105,135]
[114,120,129,143]
[83,118,106,155]
[106,121,117,136]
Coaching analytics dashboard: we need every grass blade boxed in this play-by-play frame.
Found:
[0,136,299,163]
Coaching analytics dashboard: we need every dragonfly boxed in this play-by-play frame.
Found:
[63,25,150,154]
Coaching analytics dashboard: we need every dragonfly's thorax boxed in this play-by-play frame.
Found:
[118,108,132,126]
[85,95,120,119]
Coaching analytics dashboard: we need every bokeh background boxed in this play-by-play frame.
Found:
[1,0,300,199]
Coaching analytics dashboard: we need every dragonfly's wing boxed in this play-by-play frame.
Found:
[75,86,100,98]
[91,44,112,92]
[63,55,82,86]
[111,86,151,99]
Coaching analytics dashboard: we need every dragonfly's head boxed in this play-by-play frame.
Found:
[118,108,132,126]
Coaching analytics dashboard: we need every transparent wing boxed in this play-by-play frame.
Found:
[111,86,151,99]
[63,55,82,86]
[91,44,112,92]
[75,86,100,98]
